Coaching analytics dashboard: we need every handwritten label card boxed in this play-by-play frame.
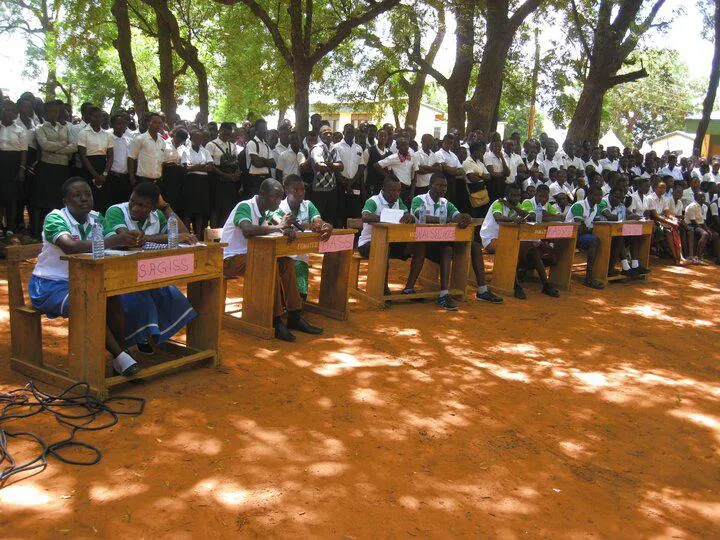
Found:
[319,234,355,253]
[545,225,574,239]
[622,223,643,236]
[415,226,457,242]
[137,253,194,283]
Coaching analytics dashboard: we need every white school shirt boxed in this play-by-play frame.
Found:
[434,148,461,169]
[182,145,213,175]
[36,122,75,166]
[207,137,237,166]
[659,166,684,182]
[358,192,405,247]
[666,197,684,218]
[77,125,113,156]
[221,195,276,258]
[565,198,599,230]
[539,158,557,179]
[558,154,585,171]
[110,131,132,174]
[479,198,515,247]
[32,207,101,281]
[462,156,490,183]
[333,139,364,180]
[276,148,306,178]
[645,192,668,215]
[413,148,439,188]
[682,188,697,208]
[15,117,37,150]
[0,121,28,151]
[483,151,505,180]
[129,131,166,179]
[684,201,705,225]
[549,181,575,202]
[377,150,416,186]
[246,136,271,175]
[503,152,524,184]
[599,157,619,172]
[629,191,652,215]
[522,177,543,191]
[585,159,602,174]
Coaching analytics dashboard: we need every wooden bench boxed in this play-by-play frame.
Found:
[346,218,364,290]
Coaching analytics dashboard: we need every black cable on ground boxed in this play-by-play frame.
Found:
[0,381,145,484]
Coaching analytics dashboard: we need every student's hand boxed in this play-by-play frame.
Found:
[279,213,295,230]
[400,212,414,224]
[94,173,105,187]
[179,233,198,245]
[456,213,472,229]
[111,230,141,248]
[282,226,296,243]
[316,221,333,241]
[512,216,525,224]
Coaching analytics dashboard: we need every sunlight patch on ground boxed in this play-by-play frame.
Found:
[352,387,387,406]
[313,351,404,377]
[89,482,149,502]
[186,477,283,509]
[558,440,594,459]
[166,432,223,456]
[305,461,348,477]
[641,488,720,528]
[669,408,720,447]
[620,303,715,327]
[0,483,71,515]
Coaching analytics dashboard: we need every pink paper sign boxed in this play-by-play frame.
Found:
[622,223,644,236]
[415,226,457,242]
[318,234,354,253]
[137,253,194,282]
[545,225,575,239]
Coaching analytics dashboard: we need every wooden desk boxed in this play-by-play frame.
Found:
[493,222,579,295]
[355,223,474,308]
[591,220,653,286]
[9,245,224,399]
[226,229,355,339]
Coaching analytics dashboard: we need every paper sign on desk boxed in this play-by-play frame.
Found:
[622,223,643,236]
[137,253,194,282]
[415,226,456,241]
[545,225,574,239]
[380,208,405,224]
[319,234,354,253]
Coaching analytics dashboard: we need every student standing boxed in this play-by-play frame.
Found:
[434,134,463,204]
[107,113,134,209]
[375,137,415,208]
[363,129,392,196]
[0,100,28,239]
[333,124,366,226]
[207,122,242,227]
[412,134,441,199]
[160,128,189,217]
[276,131,307,180]
[245,118,274,196]
[181,129,214,238]
[310,125,343,225]
[77,106,114,213]
[15,96,38,235]
[128,112,166,187]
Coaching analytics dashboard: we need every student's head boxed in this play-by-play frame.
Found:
[587,184,603,205]
[278,123,290,146]
[695,191,706,205]
[591,146,601,161]
[146,112,163,134]
[548,167,558,182]
[557,169,567,184]
[529,165,540,179]
[381,176,402,205]
[288,131,301,153]
[1,100,17,124]
[575,174,586,187]
[516,162,529,181]
[690,176,701,190]
[44,99,63,123]
[172,127,189,147]
[535,183,550,206]
[61,177,93,216]
[619,156,629,169]
[421,133,434,151]
[639,176,650,194]
[608,187,624,208]
[554,192,569,209]
[129,181,161,222]
[505,185,521,206]
[654,181,666,198]
[490,139,502,154]
[442,134,454,151]
[17,97,33,119]
[283,174,305,205]
[668,153,677,167]
[376,128,387,147]
[712,159,720,172]
[428,173,448,201]
[254,118,268,139]
[258,178,284,211]
[523,185,536,201]
[396,136,410,156]
[663,174,674,191]
[469,141,485,160]
[615,175,629,193]
[208,122,218,138]
[87,106,103,128]
[545,142,557,159]
[79,102,94,122]
[343,123,355,145]
[110,112,127,135]
[503,139,516,155]
[189,129,204,147]
[316,125,332,146]
[218,122,233,142]
[266,128,279,148]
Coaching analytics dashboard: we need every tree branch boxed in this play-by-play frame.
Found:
[570,0,592,59]
[408,37,448,87]
[607,67,647,87]
[508,0,541,31]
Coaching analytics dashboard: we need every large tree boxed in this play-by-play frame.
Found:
[465,0,543,135]
[694,0,720,156]
[111,0,150,116]
[565,0,667,145]
[214,0,400,135]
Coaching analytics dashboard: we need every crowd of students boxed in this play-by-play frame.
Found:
[2,91,720,367]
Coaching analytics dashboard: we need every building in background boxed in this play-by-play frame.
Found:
[685,113,720,157]
[648,131,695,157]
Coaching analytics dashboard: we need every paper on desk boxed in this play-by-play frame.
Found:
[104,249,134,256]
[380,208,405,224]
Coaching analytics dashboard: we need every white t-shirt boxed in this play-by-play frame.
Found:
[377,151,416,186]
[413,148,439,188]
[77,125,113,156]
[276,148,306,178]
[129,131,167,179]
[246,136,271,175]
[0,121,29,152]
[333,139,364,180]
[182,145,213,175]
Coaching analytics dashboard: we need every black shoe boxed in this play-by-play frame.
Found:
[402,288,425,302]
[137,340,154,354]
[514,285,526,300]
[437,294,459,311]
[635,266,651,275]
[274,321,296,342]
[287,316,323,334]
[608,268,621,278]
[476,290,503,303]
[620,268,636,278]
[122,363,141,377]
[541,284,560,297]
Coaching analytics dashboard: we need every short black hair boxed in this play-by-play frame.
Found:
[254,118,267,129]
[283,174,304,188]
[61,176,89,198]
[173,127,189,142]
[536,184,550,194]
[430,173,446,185]
[219,122,233,131]
[133,180,161,205]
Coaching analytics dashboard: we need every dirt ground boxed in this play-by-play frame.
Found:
[1,256,719,539]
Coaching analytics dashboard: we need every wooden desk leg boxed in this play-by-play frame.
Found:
[238,248,277,339]
[492,227,521,295]
[450,241,471,300]
[638,233,651,270]
[68,264,107,397]
[550,238,575,290]
[592,228,613,287]
[364,227,390,307]
[314,250,352,320]
[187,276,223,366]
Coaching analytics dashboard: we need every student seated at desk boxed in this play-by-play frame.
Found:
[644,181,688,266]
[410,174,503,310]
[685,192,720,265]
[518,184,565,222]
[359,176,424,296]
[273,174,333,299]
[565,184,605,289]
[479,185,560,299]
[597,186,650,277]
[221,178,323,342]
[28,177,151,377]
[103,181,198,354]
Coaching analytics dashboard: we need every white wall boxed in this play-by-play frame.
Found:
[650,134,694,157]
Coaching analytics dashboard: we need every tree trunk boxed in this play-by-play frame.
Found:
[466,35,512,135]
[446,0,475,134]
[293,64,312,137]
[278,106,287,127]
[155,12,177,122]
[111,87,125,113]
[565,75,607,145]
[43,28,59,101]
[694,0,720,156]
[404,78,425,128]
[111,0,148,118]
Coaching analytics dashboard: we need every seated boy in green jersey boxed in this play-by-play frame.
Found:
[478,185,559,299]
[598,186,650,277]
[411,174,503,310]
[518,184,565,222]
[565,184,604,289]
[273,174,333,298]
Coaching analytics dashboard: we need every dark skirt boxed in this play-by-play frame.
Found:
[84,155,109,212]
[0,150,23,203]
[183,172,211,215]
[105,172,132,208]
[160,164,185,212]
[33,161,69,210]
[20,147,38,202]
[213,172,240,223]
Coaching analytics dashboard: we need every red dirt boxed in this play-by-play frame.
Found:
[1,258,719,539]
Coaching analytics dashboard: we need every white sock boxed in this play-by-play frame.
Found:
[440,290,449,297]
[477,285,488,294]
[631,260,639,268]
[621,259,630,271]
[113,351,137,374]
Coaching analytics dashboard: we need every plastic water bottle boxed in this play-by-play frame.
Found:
[438,204,447,225]
[535,203,543,223]
[617,205,626,222]
[91,222,105,260]
[167,213,179,249]
[416,205,426,224]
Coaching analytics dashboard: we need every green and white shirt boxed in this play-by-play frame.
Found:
[519,196,558,219]
[274,198,322,263]
[221,195,277,258]
[410,193,459,220]
[479,198,516,248]
[32,207,103,281]
[359,192,408,247]
[103,202,167,237]
[565,198,599,230]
